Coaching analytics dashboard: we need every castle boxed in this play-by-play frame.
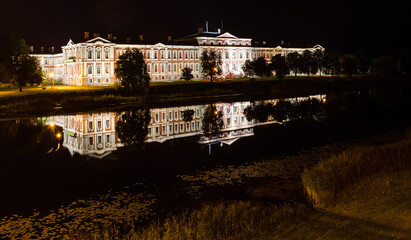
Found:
[31,28,324,86]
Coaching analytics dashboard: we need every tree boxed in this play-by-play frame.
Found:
[371,55,398,76]
[116,109,151,149]
[202,104,224,137]
[242,59,255,78]
[200,50,222,83]
[182,109,194,122]
[313,49,325,76]
[115,49,150,89]
[253,57,271,79]
[300,50,317,76]
[270,54,289,79]
[286,52,301,77]
[340,54,357,76]
[11,55,44,92]
[324,51,341,76]
[180,67,194,81]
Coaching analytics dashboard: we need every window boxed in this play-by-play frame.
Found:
[147,63,151,72]
[88,65,92,74]
[155,113,159,122]
[232,52,236,59]
[173,51,177,59]
[96,49,101,59]
[162,126,166,135]
[105,78,109,83]
[197,121,200,129]
[148,127,152,135]
[89,137,93,145]
[88,49,92,59]
[190,51,194,59]
[180,123,184,132]
[147,51,150,59]
[195,51,198,59]
[246,52,249,59]
[97,78,101,83]
[184,51,188,59]
[169,125,173,133]
[106,135,110,143]
[168,64,171,72]
[190,63,194,70]
[98,136,102,144]
[161,64,164,73]
[154,64,158,73]
[173,63,177,72]
[88,121,93,131]
[105,65,109,74]
[174,111,178,119]
[179,51,182,59]
[225,52,229,59]
[97,120,102,130]
[117,50,121,57]
[161,51,164,59]
[106,120,110,129]
[240,52,243,59]
[192,122,195,130]
[88,78,93,84]
[154,51,158,59]
[169,112,172,120]
[97,64,101,74]
[105,49,109,59]
[174,124,178,132]
[186,122,190,131]
[155,127,159,135]
[162,112,165,121]
[227,117,231,126]
[167,51,171,59]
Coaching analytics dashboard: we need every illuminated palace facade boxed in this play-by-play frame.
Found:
[32,29,324,85]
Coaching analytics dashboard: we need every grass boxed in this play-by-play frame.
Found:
[132,201,310,240]
[302,137,411,207]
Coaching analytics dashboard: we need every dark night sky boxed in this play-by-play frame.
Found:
[0,0,409,53]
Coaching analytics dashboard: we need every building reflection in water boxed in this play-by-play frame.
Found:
[46,95,325,158]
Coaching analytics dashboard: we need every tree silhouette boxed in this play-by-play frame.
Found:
[200,50,222,83]
[115,49,150,89]
[270,54,289,79]
[286,52,301,77]
[253,57,271,79]
[242,59,255,78]
[11,55,43,92]
[182,109,194,122]
[180,67,194,81]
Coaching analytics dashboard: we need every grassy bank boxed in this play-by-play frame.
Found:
[302,137,411,207]
[0,75,408,119]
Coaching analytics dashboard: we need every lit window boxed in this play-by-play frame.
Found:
[96,49,101,59]
[106,120,110,129]
[105,49,109,59]
[97,120,102,130]
[88,65,92,74]
[88,121,93,130]
[105,65,109,74]
[97,64,101,74]
[88,49,92,59]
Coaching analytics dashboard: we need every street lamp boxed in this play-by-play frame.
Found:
[49,72,54,87]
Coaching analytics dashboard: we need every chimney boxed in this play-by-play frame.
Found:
[217,29,221,34]
[113,36,117,40]
[41,47,44,52]
[206,21,208,32]
[94,33,100,38]
[84,32,90,39]
[167,35,172,41]
[198,27,203,34]
[138,34,144,41]
[125,37,131,43]
[52,46,55,53]
[107,33,113,40]
[29,46,34,53]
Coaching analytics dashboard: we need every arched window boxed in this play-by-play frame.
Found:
[147,63,151,72]
[154,64,158,73]
[96,49,101,59]
[154,51,158,59]
[190,63,194,70]
[87,49,92,59]
[161,51,165,59]
[195,63,199,72]
[105,48,109,59]
[97,64,101,74]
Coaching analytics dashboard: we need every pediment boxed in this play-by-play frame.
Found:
[216,32,238,39]
[86,37,112,44]
[66,39,75,46]
[154,43,166,48]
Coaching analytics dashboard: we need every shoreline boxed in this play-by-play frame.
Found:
[0,75,409,119]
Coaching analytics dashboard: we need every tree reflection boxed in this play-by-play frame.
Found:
[201,104,224,137]
[115,109,151,149]
[0,119,61,162]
